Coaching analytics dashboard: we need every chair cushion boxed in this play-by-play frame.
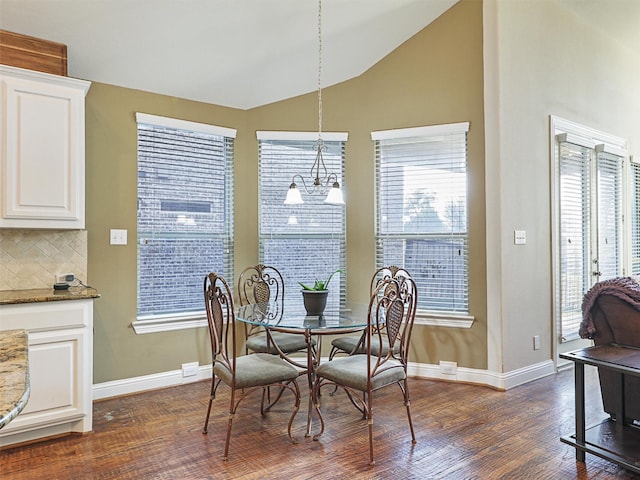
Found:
[214,353,300,389]
[315,355,405,391]
[246,331,313,354]
[331,335,399,356]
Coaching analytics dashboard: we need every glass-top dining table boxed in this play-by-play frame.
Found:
[235,300,372,437]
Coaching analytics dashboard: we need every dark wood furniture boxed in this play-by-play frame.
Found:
[581,286,640,422]
[560,344,640,474]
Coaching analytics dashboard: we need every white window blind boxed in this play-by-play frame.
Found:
[373,123,470,313]
[258,135,346,310]
[554,118,627,342]
[558,142,592,339]
[632,158,640,275]
[136,115,234,319]
[596,151,623,279]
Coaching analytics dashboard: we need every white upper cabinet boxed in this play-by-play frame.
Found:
[0,65,91,229]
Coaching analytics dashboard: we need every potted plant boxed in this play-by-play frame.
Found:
[299,269,342,316]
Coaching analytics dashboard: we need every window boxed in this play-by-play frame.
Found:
[372,123,470,314]
[135,113,235,333]
[632,157,640,275]
[551,116,630,341]
[257,132,347,310]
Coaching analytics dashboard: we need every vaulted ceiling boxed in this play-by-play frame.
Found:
[0,0,638,110]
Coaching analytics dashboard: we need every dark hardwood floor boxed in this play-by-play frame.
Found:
[1,365,638,479]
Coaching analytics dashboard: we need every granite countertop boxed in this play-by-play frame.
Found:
[0,329,30,429]
[0,287,100,305]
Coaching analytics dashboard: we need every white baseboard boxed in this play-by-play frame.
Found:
[498,359,557,389]
[93,365,212,401]
[93,360,557,400]
[0,420,85,448]
[407,359,556,390]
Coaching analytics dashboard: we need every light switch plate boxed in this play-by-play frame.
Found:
[110,229,128,245]
[514,230,526,245]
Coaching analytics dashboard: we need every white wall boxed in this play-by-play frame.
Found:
[485,0,640,373]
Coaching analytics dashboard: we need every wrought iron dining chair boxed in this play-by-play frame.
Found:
[311,275,418,466]
[202,272,301,460]
[328,266,411,360]
[237,264,311,356]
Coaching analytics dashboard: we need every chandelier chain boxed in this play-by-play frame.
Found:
[317,0,323,139]
[283,0,344,205]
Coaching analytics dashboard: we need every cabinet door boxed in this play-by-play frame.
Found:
[0,329,89,436]
[0,68,89,228]
[0,300,94,445]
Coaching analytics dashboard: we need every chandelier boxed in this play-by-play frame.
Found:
[284,0,344,206]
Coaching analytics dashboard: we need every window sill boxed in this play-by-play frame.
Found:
[415,311,474,328]
[131,310,474,334]
[132,312,207,334]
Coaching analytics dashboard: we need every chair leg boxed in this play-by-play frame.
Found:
[366,390,375,466]
[223,410,234,461]
[260,387,267,416]
[311,380,326,441]
[223,387,238,461]
[202,396,214,434]
[402,378,416,444]
[202,377,220,434]
[285,381,302,444]
[207,379,303,459]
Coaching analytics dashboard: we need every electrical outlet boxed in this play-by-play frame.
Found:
[181,362,199,377]
[439,360,457,375]
[55,273,75,284]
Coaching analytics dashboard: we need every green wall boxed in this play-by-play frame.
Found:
[86,0,486,383]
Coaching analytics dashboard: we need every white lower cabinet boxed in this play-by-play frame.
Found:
[0,299,94,447]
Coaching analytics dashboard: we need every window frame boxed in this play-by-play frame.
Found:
[550,115,630,343]
[372,122,474,328]
[256,131,347,310]
[132,113,236,334]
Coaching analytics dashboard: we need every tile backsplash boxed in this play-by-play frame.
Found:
[0,229,88,290]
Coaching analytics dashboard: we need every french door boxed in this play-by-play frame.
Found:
[557,137,624,341]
